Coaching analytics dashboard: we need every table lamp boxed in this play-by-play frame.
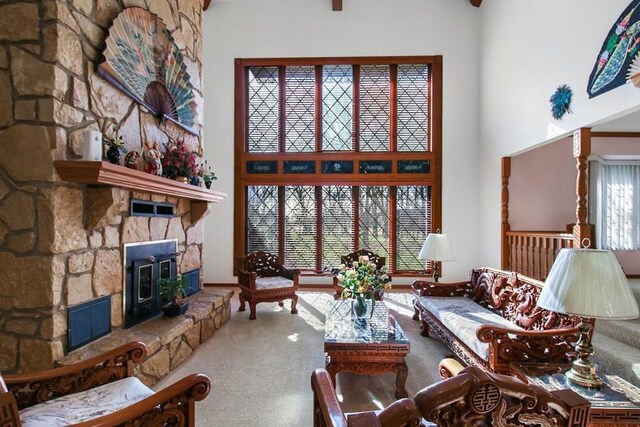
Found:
[537,247,639,388]
[418,231,455,282]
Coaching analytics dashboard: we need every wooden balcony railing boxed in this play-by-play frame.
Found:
[504,231,574,281]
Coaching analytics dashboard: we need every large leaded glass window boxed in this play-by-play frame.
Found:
[236,57,442,275]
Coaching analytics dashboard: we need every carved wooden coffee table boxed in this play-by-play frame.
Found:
[511,362,640,426]
[324,300,410,399]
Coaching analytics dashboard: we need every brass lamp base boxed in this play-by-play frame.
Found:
[566,358,602,388]
[432,261,441,282]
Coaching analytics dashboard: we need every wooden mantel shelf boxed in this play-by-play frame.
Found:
[54,161,227,221]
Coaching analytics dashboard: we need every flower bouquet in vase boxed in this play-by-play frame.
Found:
[336,255,391,320]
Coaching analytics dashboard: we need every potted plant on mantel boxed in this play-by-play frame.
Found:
[158,274,190,317]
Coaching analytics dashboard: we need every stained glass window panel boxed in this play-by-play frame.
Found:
[246,186,279,254]
[322,186,354,268]
[396,186,431,270]
[359,186,389,261]
[248,67,279,152]
[285,66,315,152]
[360,65,390,152]
[397,64,429,152]
[322,65,353,151]
[284,186,317,267]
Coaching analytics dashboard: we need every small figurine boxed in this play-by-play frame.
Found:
[143,141,163,176]
[124,150,140,170]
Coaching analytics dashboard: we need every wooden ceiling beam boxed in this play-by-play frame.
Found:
[204,0,212,11]
[470,0,482,7]
[332,0,342,11]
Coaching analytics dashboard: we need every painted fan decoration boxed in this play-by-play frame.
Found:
[98,7,198,135]
[587,0,640,98]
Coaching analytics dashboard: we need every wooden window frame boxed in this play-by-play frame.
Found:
[234,56,443,277]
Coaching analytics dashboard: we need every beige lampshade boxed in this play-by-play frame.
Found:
[418,233,455,262]
[537,248,640,320]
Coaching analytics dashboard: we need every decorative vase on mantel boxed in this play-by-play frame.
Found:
[175,176,189,184]
[106,146,122,165]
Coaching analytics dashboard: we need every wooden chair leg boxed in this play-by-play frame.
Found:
[249,302,257,320]
[238,292,246,312]
[278,301,284,307]
[291,294,298,314]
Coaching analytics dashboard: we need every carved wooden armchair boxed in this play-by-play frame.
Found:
[0,342,210,427]
[332,249,387,300]
[237,251,300,320]
[311,365,590,427]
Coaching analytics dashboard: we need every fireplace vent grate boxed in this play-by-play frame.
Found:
[68,296,111,351]
[130,199,174,217]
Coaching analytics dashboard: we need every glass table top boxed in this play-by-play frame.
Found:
[324,299,409,345]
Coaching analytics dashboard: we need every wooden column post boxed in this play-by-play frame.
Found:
[573,128,593,248]
[501,157,511,270]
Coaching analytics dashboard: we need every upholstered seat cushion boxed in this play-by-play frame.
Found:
[19,376,155,427]
[255,276,294,290]
[419,296,522,360]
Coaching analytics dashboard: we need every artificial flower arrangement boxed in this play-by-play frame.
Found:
[161,138,200,180]
[337,255,391,318]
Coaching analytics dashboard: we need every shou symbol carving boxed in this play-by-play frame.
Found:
[321,161,353,174]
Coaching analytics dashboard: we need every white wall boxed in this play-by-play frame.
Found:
[478,0,640,268]
[202,0,482,284]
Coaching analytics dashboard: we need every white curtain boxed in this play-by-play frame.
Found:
[590,160,640,250]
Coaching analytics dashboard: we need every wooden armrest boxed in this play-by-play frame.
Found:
[5,342,147,409]
[237,268,257,287]
[411,280,470,297]
[281,267,301,281]
[311,368,348,427]
[377,398,421,427]
[476,325,579,342]
[70,373,211,427]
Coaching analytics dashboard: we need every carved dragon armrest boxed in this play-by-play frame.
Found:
[376,398,422,427]
[281,267,301,283]
[411,280,470,297]
[237,268,257,289]
[70,373,211,427]
[476,325,579,367]
[5,341,147,409]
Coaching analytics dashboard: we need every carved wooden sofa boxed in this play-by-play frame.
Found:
[333,249,387,300]
[311,364,590,427]
[237,251,300,320]
[412,267,581,374]
[0,342,210,427]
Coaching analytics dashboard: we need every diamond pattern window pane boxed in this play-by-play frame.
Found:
[286,66,315,152]
[322,186,354,268]
[397,64,429,152]
[360,65,390,152]
[359,186,389,261]
[395,186,431,270]
[248,67,279,153]
[246,186,279,254]
[284,186,317,268]
[322,65,353,151]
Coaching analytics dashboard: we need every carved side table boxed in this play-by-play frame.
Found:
[511,362,640,426]
[324,300,410,399]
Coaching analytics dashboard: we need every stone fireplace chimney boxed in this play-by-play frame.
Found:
[0,0,208,373]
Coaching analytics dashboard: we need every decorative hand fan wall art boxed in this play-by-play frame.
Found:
[587,0,640,98]
[98,7,198,135]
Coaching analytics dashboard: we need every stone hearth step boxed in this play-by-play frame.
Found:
[58,289,233,386]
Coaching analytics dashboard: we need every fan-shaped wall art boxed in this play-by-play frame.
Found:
[587,0,640,98]
[98,7,198,135]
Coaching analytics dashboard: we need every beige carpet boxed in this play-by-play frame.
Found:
[155,290,451,427]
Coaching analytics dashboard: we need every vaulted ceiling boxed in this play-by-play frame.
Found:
[202,0,481,12]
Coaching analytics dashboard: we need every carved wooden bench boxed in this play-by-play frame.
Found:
[412,267,581,374]
[311,364,590,427]
[0,342,210,426]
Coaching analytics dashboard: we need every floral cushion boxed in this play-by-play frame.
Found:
[255,276,294,290]
[419,296,522,360]
[19,376,155,427]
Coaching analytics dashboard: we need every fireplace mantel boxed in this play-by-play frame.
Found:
[54,161,227,221]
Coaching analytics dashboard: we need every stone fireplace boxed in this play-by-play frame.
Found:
[0,0,224,375]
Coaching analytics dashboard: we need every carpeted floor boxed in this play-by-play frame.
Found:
[154,290,451,427]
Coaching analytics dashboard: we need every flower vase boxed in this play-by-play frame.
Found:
[106,146,121,164]
[352,295,368,320]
